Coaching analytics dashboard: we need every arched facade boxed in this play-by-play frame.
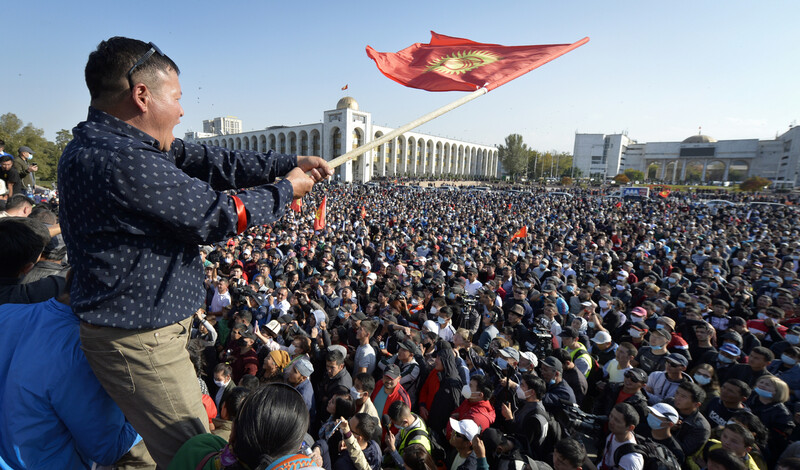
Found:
[188,97,499,182]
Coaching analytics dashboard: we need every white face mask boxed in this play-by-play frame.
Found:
[214,379,227,387]
[287,344,297,355]
[430,306,438,315]
[461,384,474,400]
[599,300,608,309]
[515,386,529,400]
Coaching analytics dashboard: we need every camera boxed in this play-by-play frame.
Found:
[561,400,607,436]
[462,295,478,307]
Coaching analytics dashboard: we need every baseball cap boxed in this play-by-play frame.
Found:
[449,418,481,441]
[541,356,563,373]
[665,353,688,368]
[625,368,647,383]
[720,343,742,358]
[384,364,401,379]
[498,347,520,362]
[422,320,440,335]
[591,331,612,344]
[648,403,679,424]
[658,317,676,331]
[519,351,538,368]
[650,329,672,341]
[630,307,647,318]
[18,146,33,155]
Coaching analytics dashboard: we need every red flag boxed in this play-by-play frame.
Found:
[615,201,623,208]
[510,226,527,241]
[341,84,349,90]
[314,196,327,231]
[290,198,303,213]
[360,206,367,219]
[366,32,589,92]
[658,190,670,198]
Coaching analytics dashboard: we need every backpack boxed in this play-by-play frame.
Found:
[404,426,447,468]
[613,434,681,470]
[515,403,562,462]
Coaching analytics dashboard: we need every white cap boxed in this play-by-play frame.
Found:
[423,320,440,335]
[591,330,612,344]
[312,309,327,326]
[519,351,539,368]
[264,320,281,336]
[449,418,481,441]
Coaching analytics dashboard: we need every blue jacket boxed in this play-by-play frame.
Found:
[0,299,138,469]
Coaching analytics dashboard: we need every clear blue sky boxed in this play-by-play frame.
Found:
[3,0,798,153]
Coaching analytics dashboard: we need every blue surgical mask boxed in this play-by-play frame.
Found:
[697,303,706,310]
[781,354,797,366]
[787,334,800,345]
[647,415,665,430]
[677,301,686,308]
[719,354,734,364]
[693,374,712,386]
[338,310,346,319]
[651,344,664,351]
[548,379,556,385]
[588,321,595,328]
[495,357,508,369]
[754,387,773,399]
[656,324,665,330]
[437,316,447,325]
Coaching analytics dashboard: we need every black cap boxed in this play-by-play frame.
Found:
[384,364,401,379]
[541,356,563,373]
[625,368,647,383]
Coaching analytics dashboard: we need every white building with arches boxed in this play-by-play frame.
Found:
[573,127,800,188]
[184,97,499,183]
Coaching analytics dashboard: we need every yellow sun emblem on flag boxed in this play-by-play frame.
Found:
[425,50,501,75]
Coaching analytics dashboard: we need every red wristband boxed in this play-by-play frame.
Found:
[230,195,247,234]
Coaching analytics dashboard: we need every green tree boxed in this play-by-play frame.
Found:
[56,129,73,153]
[623,169,645,182]
[739,176,771,192]
[0,113,62,183]
[498,134,530,180]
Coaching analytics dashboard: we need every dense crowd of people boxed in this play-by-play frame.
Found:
[5,34,800,470]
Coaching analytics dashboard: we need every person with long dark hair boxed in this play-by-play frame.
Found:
[169,383,322,470]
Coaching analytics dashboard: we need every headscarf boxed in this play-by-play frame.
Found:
[269,350,291,371]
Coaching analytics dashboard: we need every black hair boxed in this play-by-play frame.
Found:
[678,380,706,404]
[85,37,180,103]
[706,448,748,470]
[387,400,411,422]
[330,394,356,420]
[0,217,51,277]
[470,374,493,400]
[224,386,251,420]
[239,374,260,391]
[28,206,57,224]
[613,402,640,428]
[6,194,35,212]
[402,444,436,470]
[750,346,774,362]
[520,373,546,399]
[729,410,769,449]
[354,372,376,394]
[553,348,572,365]
[353,413,380,443]
[231,383,310,470]
[723,422,755,448]
[723,378,752,399]
[326,349,345,365]
[214,363,233,378]
[554,438,586,468]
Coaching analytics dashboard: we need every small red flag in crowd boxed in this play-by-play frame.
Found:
[366,32,589,92]
[341,84,349,90]
[360,206,367,219]
[615,201,623,208]
[510,226,527,241]
[290,198,302,213]
[659,190,671,198]
[314,197,327,231]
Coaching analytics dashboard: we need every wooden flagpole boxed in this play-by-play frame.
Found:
[327,87,488,170]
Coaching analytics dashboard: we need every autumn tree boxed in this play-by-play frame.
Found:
[739,176,771,192]
[614,173,630,184]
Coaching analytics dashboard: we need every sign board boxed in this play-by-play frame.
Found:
[622,187,650,197]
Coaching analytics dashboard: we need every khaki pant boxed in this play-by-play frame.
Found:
[81,317,209,470]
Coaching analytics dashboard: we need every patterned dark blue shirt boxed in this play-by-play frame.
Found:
[58,107,296,329]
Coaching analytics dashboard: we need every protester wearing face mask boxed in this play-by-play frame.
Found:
[539,357,576,415]
[449,375,495,437]
[745,375,795,467]
[647,403,685,466]
[435,306,456,343]
[633,328,671,374]
[211,363,234,412]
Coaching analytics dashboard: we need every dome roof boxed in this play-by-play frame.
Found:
[682,134,717,144]
[336,97,359,110]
